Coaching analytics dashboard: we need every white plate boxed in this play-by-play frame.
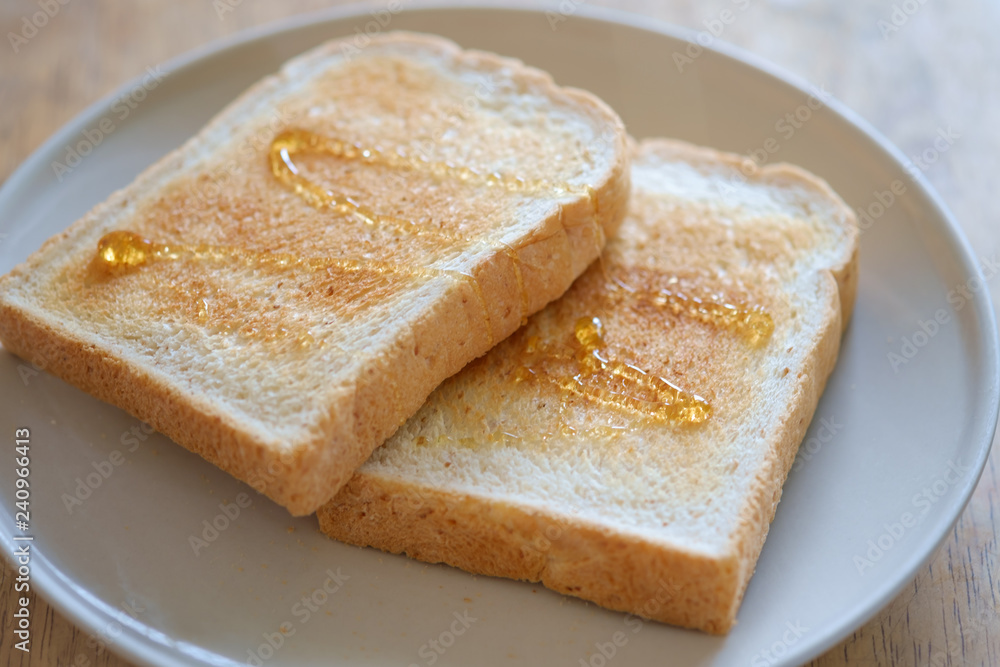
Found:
[1,5,997,667]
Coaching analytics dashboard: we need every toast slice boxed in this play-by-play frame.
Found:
[0,33,629,515]
[318,138,858,632]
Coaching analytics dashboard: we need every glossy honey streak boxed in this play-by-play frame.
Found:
[510,276,774,426]
[567,316,712,424]
[268,129,595,197]
[514,316,712,426]
[268,129,602,327]
[266,130,505,337]
[94,229,427,277]
[652,290,773,345]
[607,278,774,347]
[92,229,436,348]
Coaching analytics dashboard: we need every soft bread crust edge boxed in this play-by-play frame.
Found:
[319,138,859,632]
[0,33,630,515]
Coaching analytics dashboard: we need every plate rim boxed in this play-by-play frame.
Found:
[0,3,997,667]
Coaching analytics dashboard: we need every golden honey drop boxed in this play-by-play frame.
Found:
[96,231,157,271]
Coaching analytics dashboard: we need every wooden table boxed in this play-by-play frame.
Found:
[1,1,997,665]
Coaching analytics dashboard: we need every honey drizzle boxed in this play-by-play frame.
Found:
[94,229,429,277]
[508,276,773,426]
[269,129,593,197]
[92,128,604,346]
[268,129,600,328]
[569,316,711,423]
[514,316,711,426]
[607,276,774,347]
[268,130,500,339]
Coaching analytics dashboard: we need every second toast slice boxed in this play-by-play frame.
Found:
[319,138,858,632]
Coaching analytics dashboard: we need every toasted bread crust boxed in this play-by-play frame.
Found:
[320,474,744,633]
[0,33,629,515]
[319,138,858,631]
